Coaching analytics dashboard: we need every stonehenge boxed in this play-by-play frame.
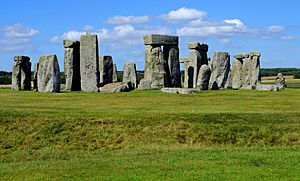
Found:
[12,56,31,90]
[11,32,282,93]
[123,63,137,88]
[80,34,99,92]
[37,55,61,93]
[139,34,180,90]
[64,40,81,91]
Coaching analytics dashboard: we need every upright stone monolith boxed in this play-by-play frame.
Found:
[232,53,249,89]
[80,34,99,92]
[113,64,118,82]
[164,45,181,87]
[250,51,261,87]
[196,64,211,90]
[33,63,39,90]
[123,63,137,88]
[99,55,113,86]
[64,40,80,91]
[37,55,60,93]
[12,56,31,90]
[209,52,230,90]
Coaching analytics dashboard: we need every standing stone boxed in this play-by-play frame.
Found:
[123,63,137,88]
[183,42,209,88]
[164,45,181,87]
[139,45,167,89]
[12,56,31,90]
[276,73,287,89]
[209,52,230,90]
[37,55,60,93]
[80,34,99,92]
[113,64,118,82]
[64,40,80,91]
[196,64,211,90]
[250,51,261,87]
[99,55,113,86]
[224,70,232,89]
[33,63,39,90]
[232,54,249,89]
[242,57,251,87]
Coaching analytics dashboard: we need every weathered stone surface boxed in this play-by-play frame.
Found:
[188,42,209,51]
[242,58,251,86]
[64,40,80,91]
[179,57,189,63]
[37,55,60,93]
[240,85,254,90]
[209,52,230,90]
[232,59,243,89]
[224,70,232,89]
[138,79,152,90]
[144,34,178,45]
[12,56,31,90]
[276,73,287,89]
[184,49,201,88]
[250,52,261,86]
[33,63,39,90]
[234,53,249,59]
[123,63,137,88]
[113,64,118,82]
[140,45,167,89]
[196,65,211,90]
[80,34,99,92]
[100,82,132,93]
[99,55,113,86]
[164,45,181,87]
[256,84,279,91]
[161,88,200,94]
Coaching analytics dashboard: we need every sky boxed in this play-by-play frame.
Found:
[0,0,299,71]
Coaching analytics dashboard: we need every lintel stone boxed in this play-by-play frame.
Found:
[14,56,30,62]
[143,34,178,45]
[179,58,189,63]
[188,42,208,51]
[250,51,261,57]
[63,40,80,48]
[234,53,249,59]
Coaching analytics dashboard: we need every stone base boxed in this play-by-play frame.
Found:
[256,84,279,91]
[161,88,200,94]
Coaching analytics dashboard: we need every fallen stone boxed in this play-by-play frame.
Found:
[240,85,255,90]
[37,55,60,93]
[123,63,137,88]
[144,34,178,45]
[276,73,287,90]
[80,34,99,92]
[100,82,132,93]
[256,84,279,91]
[161,88,200,94]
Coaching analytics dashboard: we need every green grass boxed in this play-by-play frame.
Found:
[0,89,300,180]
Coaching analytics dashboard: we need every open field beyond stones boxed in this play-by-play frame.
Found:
[0,89,299,180]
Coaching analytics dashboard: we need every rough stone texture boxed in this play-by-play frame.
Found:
[276,73,287,89]
[99,55,113,86]
[209,52,230,90]
[37,55,60,93]
[144,34,178,45]
[232,59,243,89]
[250,52,261,87]
[234,53,249,59]
[196,64,211,90]
[161,88,200,94]
[80,34,99,92]
[33,63,39,90]
[256,84,279,91]
[164,45,181,87]
[180,58,189,63]
[242,58,251,86]
[139,45,167,89]
[224,70,232,89]
[123,63,137,88]
[100,82,132,93]
[188,42,209,52]
[112,64,118,83]
[240,85,254,90]
[12,56,31,90]
[138,79,152,90]
[64,40,80,91]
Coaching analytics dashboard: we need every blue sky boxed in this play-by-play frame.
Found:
[0,0,299,71]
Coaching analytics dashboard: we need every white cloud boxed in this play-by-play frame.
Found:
[161,7,207,23]
[177,19,251,37]
[0,24,39,52]
[219,38,230,44]
[106,15,149,25]
[281,35,294,40]
[82,25,94,31]
[267,25,285,33]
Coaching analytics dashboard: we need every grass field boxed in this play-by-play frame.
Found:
[0,89,299,180]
